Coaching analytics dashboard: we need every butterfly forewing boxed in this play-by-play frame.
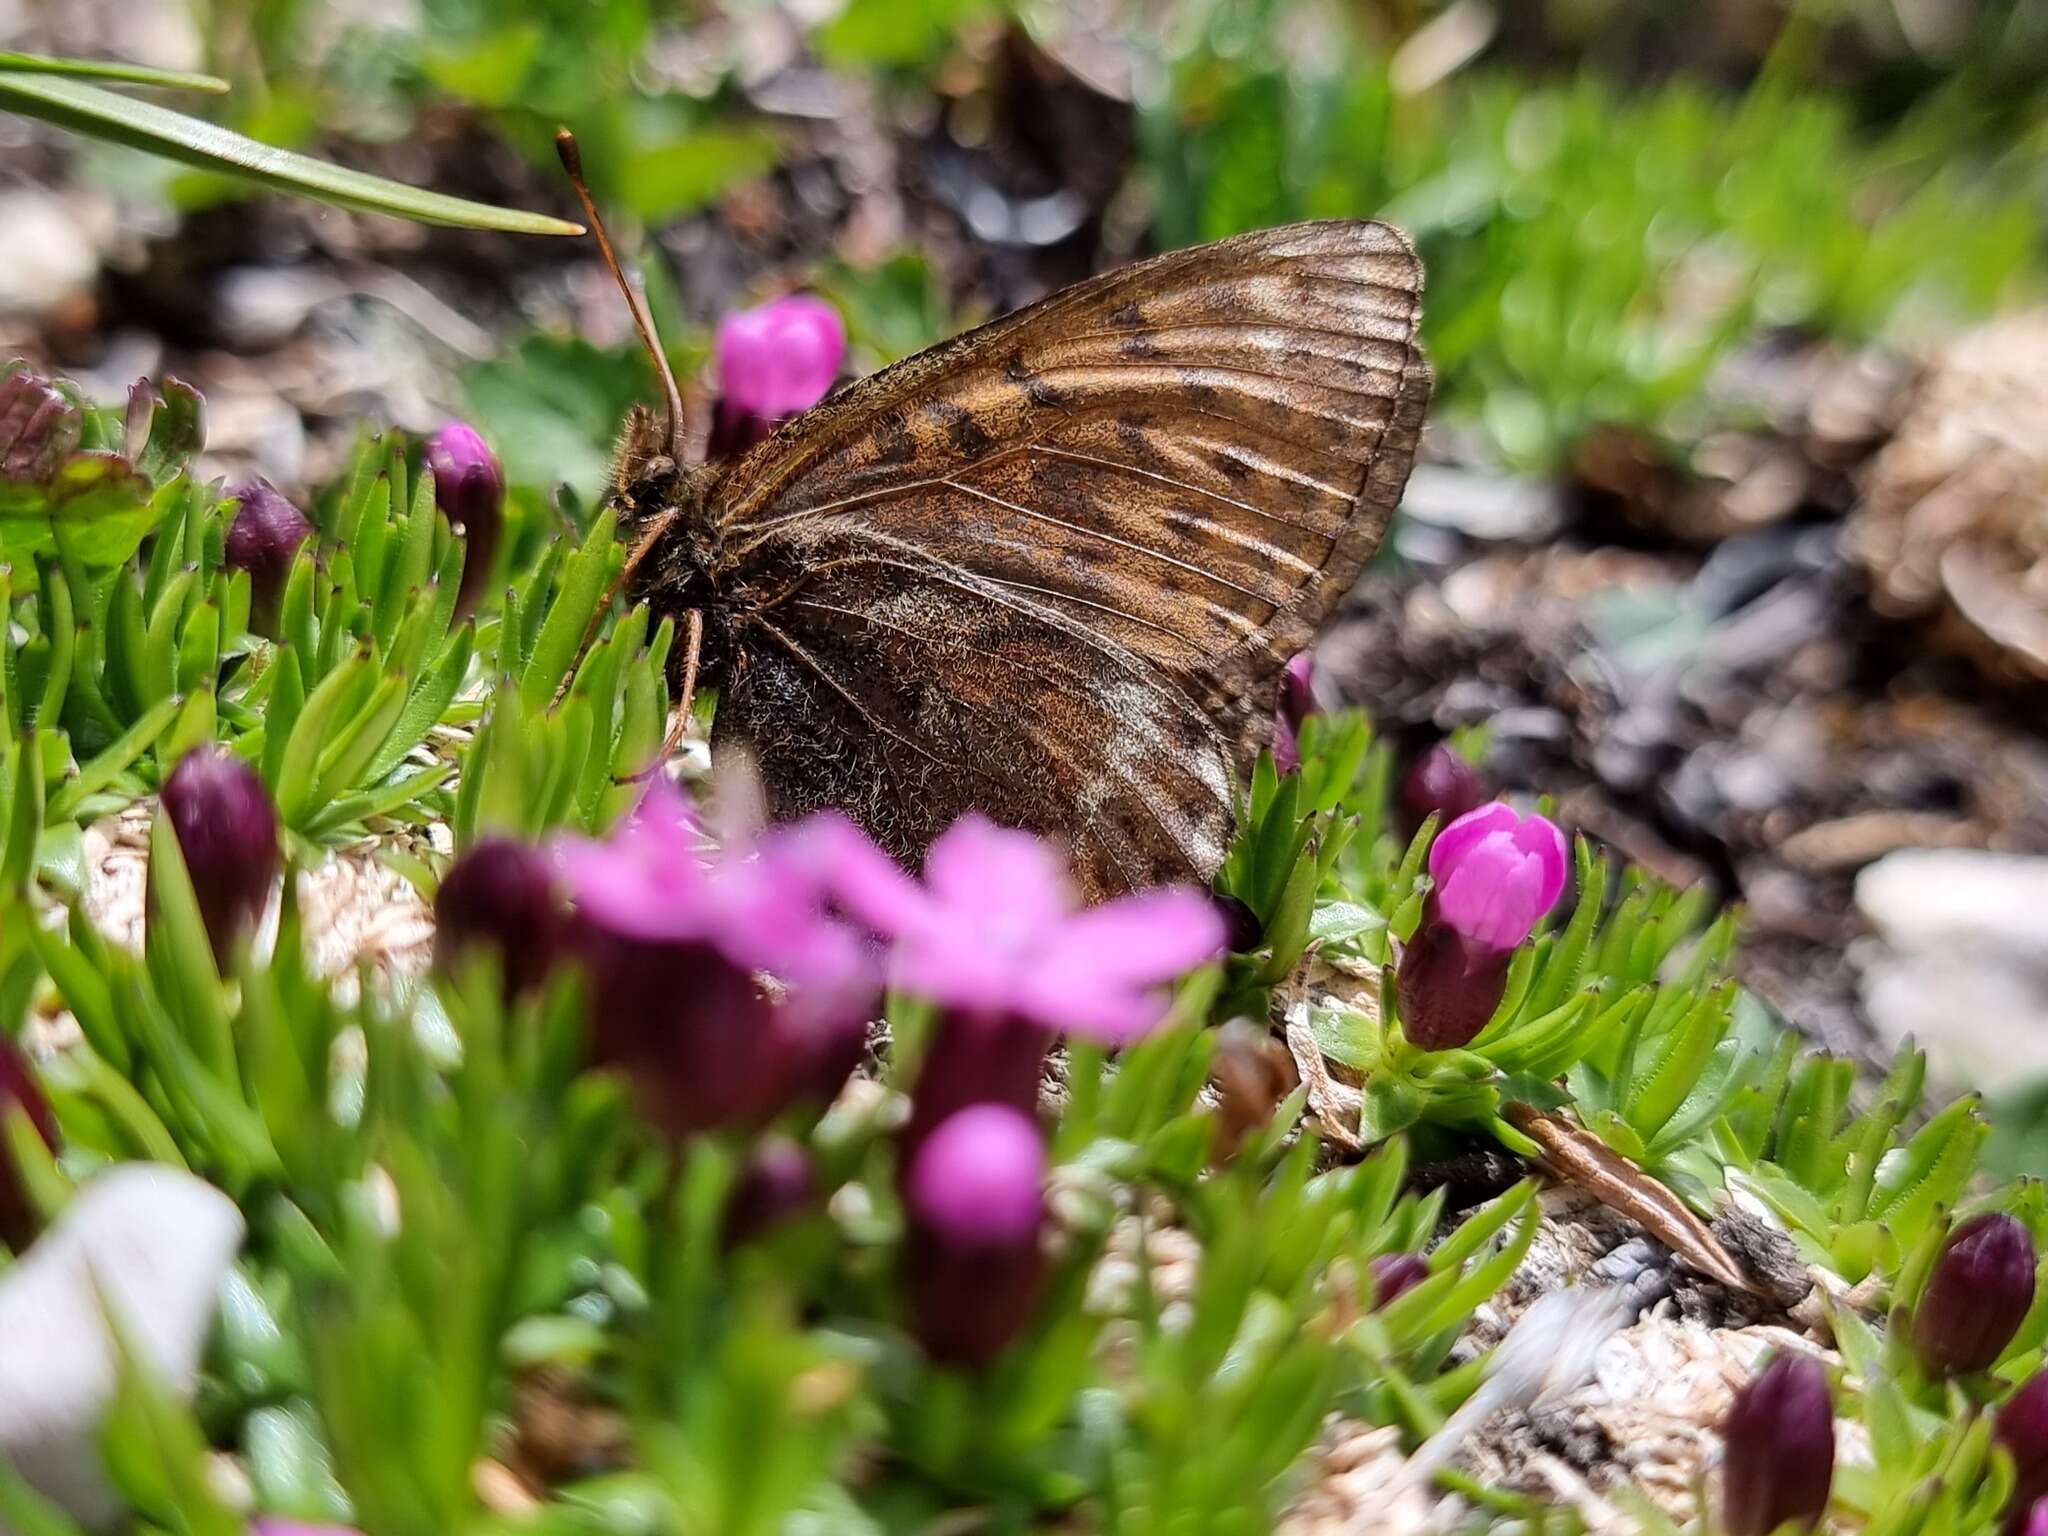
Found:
[696,220,1429,897]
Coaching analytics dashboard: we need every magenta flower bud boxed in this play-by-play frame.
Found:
[1272,653,1316,774]
[1428,803,1569,952]
[1720,1352,1834,1536]
[901,1009,1051,1175]
[722,1136,818,1249]
[1999,1375,2048,1527]
[224,479,314,635]
[1913,1212,2037,1377]
[158,747,280,965]
[707,295,846,460]
[424,422,504,619]
[1368,1253,1428,1309]
[1395,894,1514,1051]
[0,366,81,481]
[2022,1500,2048,1536]
[903,1104,1047,1369]
[1211,892,1264,953]
[434,838,562,999]
[1398,743,1488,839]
[0,1036,59,1251]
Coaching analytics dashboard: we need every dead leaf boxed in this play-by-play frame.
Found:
[1502,1103,1758,1295]
[1286,1004,1361,1150]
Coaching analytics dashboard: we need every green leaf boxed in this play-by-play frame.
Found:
[0,453,158,565]
[520,509,620,712]
[0,73,585,235]
[0,52,225,92]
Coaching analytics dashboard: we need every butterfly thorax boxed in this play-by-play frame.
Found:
[607,406,743,670]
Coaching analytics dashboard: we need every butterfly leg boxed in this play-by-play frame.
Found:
[625,606,703,783]
[552,505,683,710]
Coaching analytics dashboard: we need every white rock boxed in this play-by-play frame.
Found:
[1853,848,2048,1084]
[0,189,99,319]
[0,1165,244,1530]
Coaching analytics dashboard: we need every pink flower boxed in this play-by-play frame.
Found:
[902,1104,1047,1368]
[709,295,846,458]
[424,421,503,617]
[1272,652,1315,774]
[816,814,1225,1044]
[548,781,876,1137]
[1396,802,1569,1051]
[1427,803,1568,953]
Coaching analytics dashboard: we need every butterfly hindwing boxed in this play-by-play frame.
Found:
[696,220,1429,895]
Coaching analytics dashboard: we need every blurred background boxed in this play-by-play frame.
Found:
[2,0,2046,1157]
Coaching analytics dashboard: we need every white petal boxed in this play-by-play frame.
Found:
[0,1165,244,1530]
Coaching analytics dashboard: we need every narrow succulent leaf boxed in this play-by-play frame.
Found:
[0,73,584,233]
[144,811,237,1078]
[46,694,179,820]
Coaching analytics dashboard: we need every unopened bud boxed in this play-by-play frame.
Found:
[1720,1351,1834,1536]
[158,748,279,964]
[1913,1212,2036,1378]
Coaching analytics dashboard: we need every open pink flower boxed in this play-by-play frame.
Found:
[548,781,875,1137]
[816,813,1224,1044]
[1428,803,1568,953]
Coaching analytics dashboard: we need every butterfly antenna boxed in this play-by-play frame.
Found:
[555,128,686,462]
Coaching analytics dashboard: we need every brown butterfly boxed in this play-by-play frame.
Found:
[558,134,1429,900]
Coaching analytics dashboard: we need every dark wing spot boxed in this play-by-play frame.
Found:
[870,413,918,468]
[925,398,996,459]
[1107,300,1145,328]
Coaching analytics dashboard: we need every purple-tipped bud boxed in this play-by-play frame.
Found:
[1211,893,1264,954]
[1368,1253,1429,1309]
[2021,1500,2048,1536]
[158,748,279,966]
[0,366,81,481]
[1395,893,1516,1051]
[1720,1352,1834,1536]
[901,1010,1051,1178]
[1272,653,1316,774]
[1429,803,1569,952]
[903,1104,1047,1369]
[1398,743,1488,840]
[224,480,314,635]
[708,296,846,460]
[722,1136,818,1248]
[1999,1375,2048,1530]
[1913,1212,2037,1377]
[0,1036,59,1251]
[424,422,504,619]
[434,838,562,999]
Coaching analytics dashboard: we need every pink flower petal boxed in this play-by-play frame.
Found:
[1035,888,1226,989]
[1427,801,1519,883]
